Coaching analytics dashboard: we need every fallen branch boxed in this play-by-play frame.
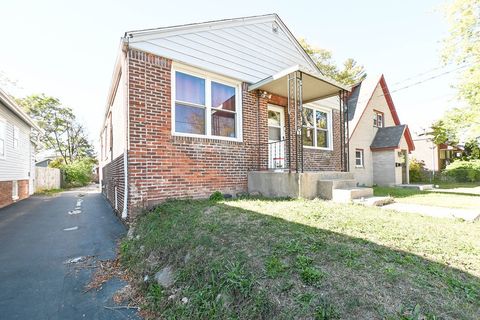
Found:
[104,305,139,311]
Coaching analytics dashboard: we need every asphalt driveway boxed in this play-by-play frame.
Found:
[0,186,139,320]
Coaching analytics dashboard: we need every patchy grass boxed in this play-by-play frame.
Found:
[121,198,480,319]
[436,182,480,189]
[374,186,480,210]
[34,188,64,196]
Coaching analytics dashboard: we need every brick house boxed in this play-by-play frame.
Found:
[0,87,40,208]
[347,74,415,186]
[100,14,359,220]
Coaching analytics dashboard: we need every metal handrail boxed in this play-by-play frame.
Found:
[254,139,290,171]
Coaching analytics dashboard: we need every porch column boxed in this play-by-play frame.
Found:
[287,71,303,173]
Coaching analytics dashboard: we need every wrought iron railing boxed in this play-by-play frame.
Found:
[269,139,287,170]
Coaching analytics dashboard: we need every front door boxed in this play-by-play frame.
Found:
[267,105,286,169]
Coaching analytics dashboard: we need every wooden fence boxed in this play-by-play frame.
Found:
[35,167,61,191]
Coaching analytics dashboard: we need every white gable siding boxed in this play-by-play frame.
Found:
[128,19,318,84]
[0,102,32,181]
[349,83,398,186]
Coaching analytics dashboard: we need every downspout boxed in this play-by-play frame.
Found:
[345,89,349,172]
[122,39,130,220]
[256,90,260,170]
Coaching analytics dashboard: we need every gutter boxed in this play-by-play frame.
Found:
[122,39,129,220]
[0,88,41,131]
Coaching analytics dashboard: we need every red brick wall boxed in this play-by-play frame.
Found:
[102,153,125,215]
[0,179,29,209]
[18,180,29,200]
[126,49,342,215]
[127,49,269,215]
[0,181,13,208]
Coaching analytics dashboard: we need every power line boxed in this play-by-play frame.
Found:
[348,63,471,107]
[390,63,471,93]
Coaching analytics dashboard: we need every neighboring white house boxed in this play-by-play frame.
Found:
[347,75,415,186]
[0,88,40,208]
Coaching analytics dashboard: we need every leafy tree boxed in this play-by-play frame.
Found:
[16,94,94,164]
[299,38,366,86]
[434,0,480,146]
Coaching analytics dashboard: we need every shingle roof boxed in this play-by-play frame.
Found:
[346,74,383,137]
[370,125,406,150]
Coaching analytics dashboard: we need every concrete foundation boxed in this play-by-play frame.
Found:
[247,171,355,200]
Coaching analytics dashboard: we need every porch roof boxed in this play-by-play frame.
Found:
[247,65,350,103]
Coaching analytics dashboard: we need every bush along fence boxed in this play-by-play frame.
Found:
[444,160,480,182]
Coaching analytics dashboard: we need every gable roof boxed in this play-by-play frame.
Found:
[0,87,40,131]
[347,74,401,138]
[124,14,322,83]
[370,125,415,152]
[347,74,414,152]
[371,125,406,150]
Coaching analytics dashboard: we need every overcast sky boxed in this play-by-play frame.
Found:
[0,0,459,147]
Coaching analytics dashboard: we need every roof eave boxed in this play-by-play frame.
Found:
[0,89,41,131]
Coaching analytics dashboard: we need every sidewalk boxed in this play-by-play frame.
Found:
[382,202,480,222]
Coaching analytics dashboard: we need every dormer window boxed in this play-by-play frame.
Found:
[373,110,384,128]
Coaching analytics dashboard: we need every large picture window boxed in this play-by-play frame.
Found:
[173,69,240,140]
[302,106,331,149]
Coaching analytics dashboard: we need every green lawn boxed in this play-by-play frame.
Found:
[436,182,480,189]
[374,187,480,210]
[121,198,480,319]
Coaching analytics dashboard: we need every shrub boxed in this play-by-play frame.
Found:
[444,159,480,182]
[409,158,428,183]
[209,191,224,201]
[62,158,94,187]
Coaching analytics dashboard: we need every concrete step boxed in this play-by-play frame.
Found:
[352,196,394,207]
[317,179,357,199]
[315,171,355,180]
[332,187,374,203]
[396,184,434,191]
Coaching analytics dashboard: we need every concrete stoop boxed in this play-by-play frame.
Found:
[352,196,395,207]
[332,187,374,203]
[396,184,434,191]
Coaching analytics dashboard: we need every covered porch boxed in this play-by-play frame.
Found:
[248,65,350,173]
[247,66,369,200]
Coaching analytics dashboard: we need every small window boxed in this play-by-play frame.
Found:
[355,149,364,167]
[13,125,19,149]
[302,106,331,148]
[175,72,206,135]
[373,111,384,128]
[0,118,5,158]
[211,81,236,138]
[12,180,18,200]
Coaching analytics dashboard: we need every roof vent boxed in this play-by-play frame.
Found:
[272,22,279,33]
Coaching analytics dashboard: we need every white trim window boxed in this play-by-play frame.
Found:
[172,65,242,141]
[13,125,19,149]
[301,105,332,149]
[373,111,384,128]
[0,118,6,159]
[355,149,364,168]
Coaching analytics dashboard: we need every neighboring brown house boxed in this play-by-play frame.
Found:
[100,14,359,220]
[411,133,464,172]
[347,75,415,186]
[0,87,40,208]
